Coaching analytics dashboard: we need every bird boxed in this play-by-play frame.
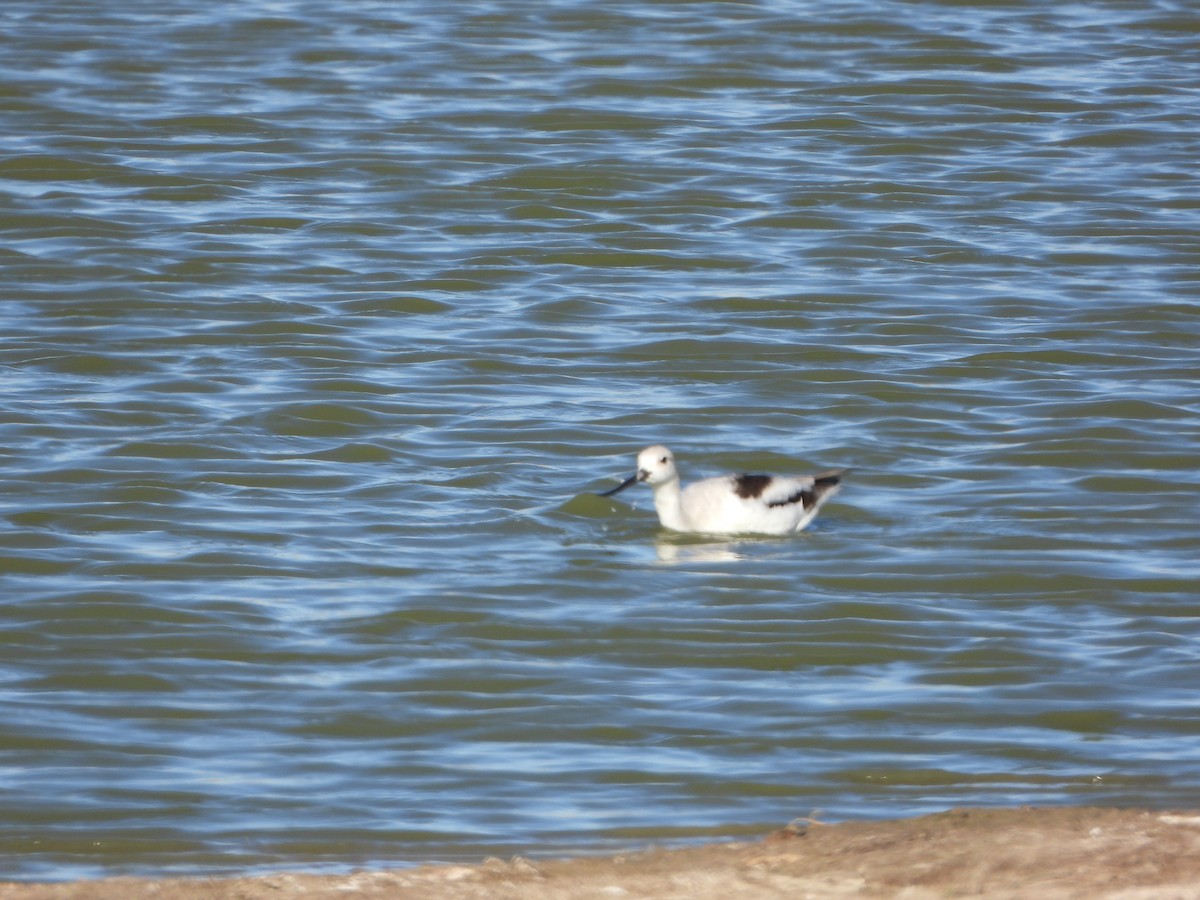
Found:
[598,444,846,536]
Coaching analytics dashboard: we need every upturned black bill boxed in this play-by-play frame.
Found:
[598,474,637,497]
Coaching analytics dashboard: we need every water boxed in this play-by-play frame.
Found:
[2,0,1199,882]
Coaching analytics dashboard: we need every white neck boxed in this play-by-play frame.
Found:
[650,479,688,532]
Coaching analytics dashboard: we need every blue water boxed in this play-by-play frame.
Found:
[1,0,1199,881]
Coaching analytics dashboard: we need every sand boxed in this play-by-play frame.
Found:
[4,807,1200,899]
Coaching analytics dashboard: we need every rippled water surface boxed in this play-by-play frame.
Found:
[2,0,1199,881]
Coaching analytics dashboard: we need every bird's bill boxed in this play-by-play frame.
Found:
[599,474,638,497]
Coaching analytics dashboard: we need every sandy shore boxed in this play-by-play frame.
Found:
[4,807,1200,899]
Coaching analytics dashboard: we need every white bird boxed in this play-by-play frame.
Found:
[599,445,846,536]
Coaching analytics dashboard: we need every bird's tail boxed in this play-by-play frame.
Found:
[809,469,848,507]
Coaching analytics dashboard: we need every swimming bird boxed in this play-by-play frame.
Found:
[599,445,846,536]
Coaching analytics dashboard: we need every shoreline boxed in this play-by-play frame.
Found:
[4,807,1200,899]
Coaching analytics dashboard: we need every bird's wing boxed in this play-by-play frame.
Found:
[759,475,816,509]
[763,470,846,510]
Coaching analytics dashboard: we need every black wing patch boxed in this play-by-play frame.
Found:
[733,473,773,499]
[767,487,815,510]
[766,470,845,511]
[737,470,845,509]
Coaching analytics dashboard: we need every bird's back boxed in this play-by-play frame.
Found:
[680,472,839,535]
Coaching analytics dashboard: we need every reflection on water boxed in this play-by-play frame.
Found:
[654,538,748,565]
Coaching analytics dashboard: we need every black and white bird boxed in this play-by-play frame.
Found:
[600,445,846,536]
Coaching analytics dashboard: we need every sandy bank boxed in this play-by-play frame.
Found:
[4,807,1200,899]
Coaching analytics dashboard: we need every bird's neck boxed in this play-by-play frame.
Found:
[651,479,688,532]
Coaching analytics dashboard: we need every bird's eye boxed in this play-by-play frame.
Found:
[659,456,668,464]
